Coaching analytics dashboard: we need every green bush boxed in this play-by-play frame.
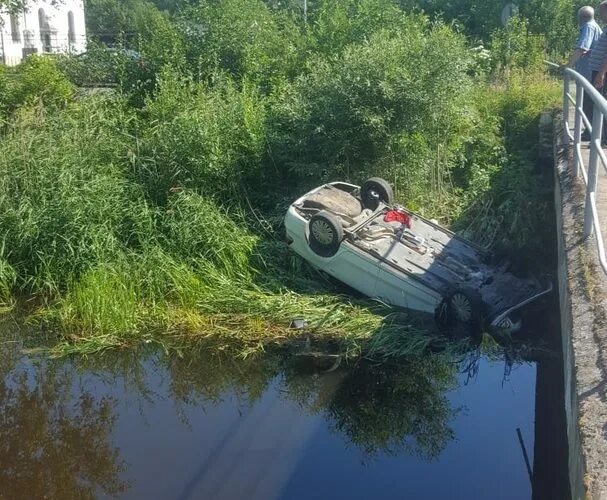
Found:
[489,17,547,71]
[0,56,73,121]
[453,69,561,253]
[139,69,267,203]
[178,0,307,89]
[520,0,587,56]
[86,0,185,63]
[84,0,185,104]
[312,0,412,55]
[269,21,476,207]
[407,0,584,56]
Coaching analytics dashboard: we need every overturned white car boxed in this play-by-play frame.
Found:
[284,178,552,332]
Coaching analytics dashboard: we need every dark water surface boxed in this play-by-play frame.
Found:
[0,322,569,500]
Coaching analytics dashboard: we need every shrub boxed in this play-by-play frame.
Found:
[408,0,583,56]
[489,17,546,71]
[269,21,476,207]
[496,69,561,155]
[84,0,186,104]
[312,0,412,55]
[86,0,185,63]
[178,0,307,89]
[453,69,561,253]
[0,56,73,120]
[520,0,587,56]
[139,69,267,203]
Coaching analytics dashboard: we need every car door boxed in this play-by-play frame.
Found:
[319,244,381,300]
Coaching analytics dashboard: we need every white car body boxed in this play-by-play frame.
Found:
[284,182,552,330]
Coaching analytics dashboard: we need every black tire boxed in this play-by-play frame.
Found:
[360,177,394,210]
[308,210,343,257]
[445,287,483,328]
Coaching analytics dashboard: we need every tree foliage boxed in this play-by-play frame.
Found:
[85,0,185,60]
[269,22,476,205]
[0,0,27,14]
[178,0,307,87]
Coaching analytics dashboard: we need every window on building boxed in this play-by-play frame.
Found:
[38,8,51,51]
[38,8,47,32]
[42,34,51,52]
[68,11,76,44]
[10,14,21,43]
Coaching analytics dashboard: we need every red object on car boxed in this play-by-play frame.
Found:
[384,209,411,228]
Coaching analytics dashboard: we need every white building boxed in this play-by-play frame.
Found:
[0,0,86,66]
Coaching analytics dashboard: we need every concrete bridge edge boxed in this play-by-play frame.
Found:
[553,112,607,500]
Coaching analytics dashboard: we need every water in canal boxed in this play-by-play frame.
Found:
[0,307,569,500]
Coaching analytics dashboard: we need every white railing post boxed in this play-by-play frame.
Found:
[584,102,603,237]
[574,81,584,178]
[564,72,571,132]
[546,61,607,273]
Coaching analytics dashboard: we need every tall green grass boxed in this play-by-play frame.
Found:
[49,247,431,356]
[0,91,427,356]
[0,0,563,356]
[0,96,143,295]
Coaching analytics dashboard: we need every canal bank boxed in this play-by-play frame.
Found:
[554,113,607,500]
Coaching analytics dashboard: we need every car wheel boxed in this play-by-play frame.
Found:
[308,210,343,257]
[360,177,394,211]
[446,288,483,328]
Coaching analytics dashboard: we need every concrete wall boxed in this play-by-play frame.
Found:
[554,124,585,500]
[554,114,607,500]
[0,0,86,66]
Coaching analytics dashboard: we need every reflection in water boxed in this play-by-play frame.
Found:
[0,343,461,498]
[282,357,457,460]
[0,357,127,499]
[0,326,569,500]
[164,346,459,460]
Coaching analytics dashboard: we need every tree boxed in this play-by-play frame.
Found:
[179,0,307,86]
[282,356,458,459]
[0,0,27,13]
[0,0,63,15]
[84,0,186,88]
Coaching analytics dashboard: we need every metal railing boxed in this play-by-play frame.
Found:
[548,61,607,274]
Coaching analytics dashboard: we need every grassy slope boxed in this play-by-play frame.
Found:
[0,2,562,357]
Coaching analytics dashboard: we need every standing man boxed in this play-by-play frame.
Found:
[569,6,602,78]
[590,2,607,131]
[584,0,607,140]
[592,1,607,84]
[570,6,603,139]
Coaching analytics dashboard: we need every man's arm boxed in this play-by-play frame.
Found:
[568,48,587,67]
